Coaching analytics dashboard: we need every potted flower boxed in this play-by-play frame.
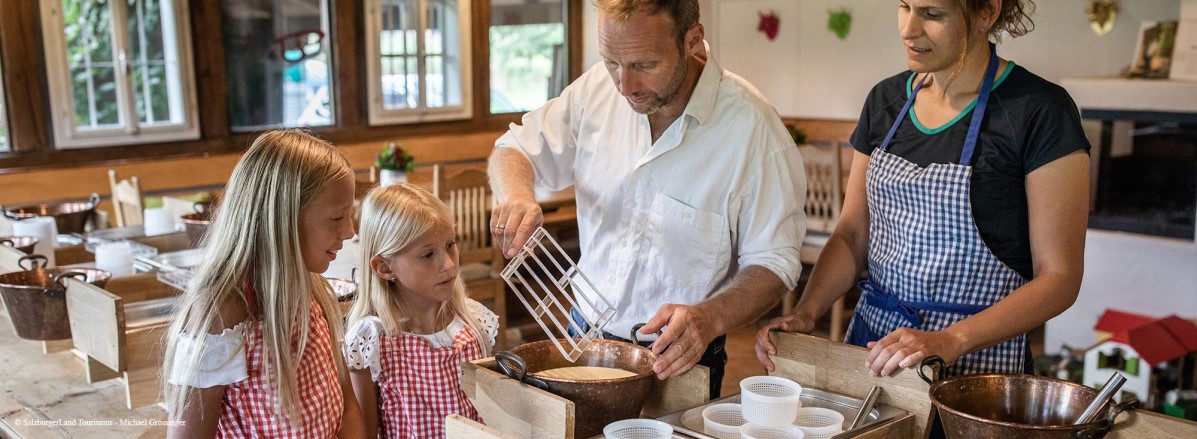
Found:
[375,142,414,186]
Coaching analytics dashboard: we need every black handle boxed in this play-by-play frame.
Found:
[87,193,101,208]
[1075,398,1138,439]
[0,205,17,220]
[18,254,49,270]
[495,351,549,391]
[54,270,89,290]
[629,322,663,346]
[917,355,946,385]
[0,238,12,247]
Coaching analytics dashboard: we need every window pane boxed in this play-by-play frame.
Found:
[62,0,121,128]
[380,0,418,110]
[127,0,185,125]
[426,0,462,108]
[222,0,333,130]
[489,1,567,114]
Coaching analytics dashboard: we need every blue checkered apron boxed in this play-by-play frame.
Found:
[844,45,1029,376]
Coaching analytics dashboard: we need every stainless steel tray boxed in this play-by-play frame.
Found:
[653,387,907,439]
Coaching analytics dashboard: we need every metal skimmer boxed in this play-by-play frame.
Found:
[500,227,616,362]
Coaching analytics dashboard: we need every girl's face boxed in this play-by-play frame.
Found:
[297,174,356,273]
[898,0,969,74]
[375,223,460,309]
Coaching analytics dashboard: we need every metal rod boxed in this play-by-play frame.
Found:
[1074,373,1126,424]
[850,385,882,429]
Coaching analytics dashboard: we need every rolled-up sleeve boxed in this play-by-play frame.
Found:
[735,135,807,291]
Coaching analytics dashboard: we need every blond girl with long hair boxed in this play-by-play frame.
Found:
[343,183,497,439]
[163,130,365,438]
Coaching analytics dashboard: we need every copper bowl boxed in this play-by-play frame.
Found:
[495,336,658,438]
[0,266,111,340]
[0,236,39,254]
[919,357,1136,439]
[180,212,212,247]
[2,194,100,234]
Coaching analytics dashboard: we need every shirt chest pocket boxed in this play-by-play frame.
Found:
[646,193,728,288]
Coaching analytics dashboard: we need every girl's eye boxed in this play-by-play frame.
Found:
[446,241,457,250]
[422,251,434,259]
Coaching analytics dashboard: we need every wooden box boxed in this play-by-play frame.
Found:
[64,273,180,409]
[459,356,709,439]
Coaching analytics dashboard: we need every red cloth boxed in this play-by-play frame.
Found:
[217,300,344,438]
[376,326,484,439]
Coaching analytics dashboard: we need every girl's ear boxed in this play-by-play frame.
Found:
[369,255,394,280]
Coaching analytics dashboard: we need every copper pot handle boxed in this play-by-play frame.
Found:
[87,193,101,208]
[629,323,661,346]
[495,351,549,391]
[0,205,16,221]
[917,355,947,384]
[0,238,12,247]
[18,254,49,270]
[54,270,89,290]
[1075,398,1138,439]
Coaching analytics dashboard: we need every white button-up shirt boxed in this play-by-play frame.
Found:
[496,51,806,340]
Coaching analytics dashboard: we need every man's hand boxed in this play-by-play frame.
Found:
[490,198,543,258]
[639,303,719,380]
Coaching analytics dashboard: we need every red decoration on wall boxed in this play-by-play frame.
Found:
[758,11,780,41]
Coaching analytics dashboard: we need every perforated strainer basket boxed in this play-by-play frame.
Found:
[792,407,844,439]
[702,403,747,439]
[740,376,804,426]
[740,424,806,439]
[603,419,673,439]
[500,227,616,362]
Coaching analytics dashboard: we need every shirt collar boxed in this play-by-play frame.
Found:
[683,41,720,127]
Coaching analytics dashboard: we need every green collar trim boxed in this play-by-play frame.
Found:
[904,61,1015,134]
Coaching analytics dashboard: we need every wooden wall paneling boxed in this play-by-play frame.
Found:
[473,0,492,124]
[331,0,363,128]
[567,0,582,81]
[0,0,51,152]
[189,0,231,140]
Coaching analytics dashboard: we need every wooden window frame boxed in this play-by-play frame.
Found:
[0,0,582,171]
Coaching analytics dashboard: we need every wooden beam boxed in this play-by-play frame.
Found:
[189,0,230,140]
[0,0,50,152]
[331,0,363,128]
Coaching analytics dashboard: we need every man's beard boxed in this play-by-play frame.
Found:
[628,54,688,115]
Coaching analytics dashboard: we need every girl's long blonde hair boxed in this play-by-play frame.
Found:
[163,130,354,425]
[347,183,492,356]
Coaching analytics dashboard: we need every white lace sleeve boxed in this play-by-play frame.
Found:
[168,322,248,388]
[467,299,499,349]
[343,316,385,382]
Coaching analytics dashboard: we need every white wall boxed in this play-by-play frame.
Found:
[578,1,1197,354]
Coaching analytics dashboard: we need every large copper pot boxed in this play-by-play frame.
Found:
[0,236,39,254]
[495,326,658,439]
[0,256,111,340]
[2,194,100,234]
[919,356,1137,439]
[180,212,212,247]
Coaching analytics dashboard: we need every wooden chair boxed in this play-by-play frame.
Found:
[107,170,144,227]
[436,164,508,349]
[788,143,853,341]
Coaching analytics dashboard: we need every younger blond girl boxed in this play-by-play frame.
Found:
[344,183,497,439]
[163,130,365,438]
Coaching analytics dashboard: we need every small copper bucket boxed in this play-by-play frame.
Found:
[1,193,100,234]
[0,256,111,340]
[0,236,39,254]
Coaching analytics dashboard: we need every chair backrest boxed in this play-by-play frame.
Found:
[797,143,844,234]
[108,169,144,227]
[435,165,495,263]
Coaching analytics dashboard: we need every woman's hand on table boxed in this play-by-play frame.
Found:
[754,312,818,372]
[490,198,543,258]
[865,327,965,377]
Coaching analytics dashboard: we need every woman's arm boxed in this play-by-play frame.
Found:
[756,151,873,371]
[866,151,1090,376]
[167,385,226,438]
[348,369,379,438]
[338,373,367,439]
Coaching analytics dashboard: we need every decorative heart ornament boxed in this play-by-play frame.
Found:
[1086,0,1118,36]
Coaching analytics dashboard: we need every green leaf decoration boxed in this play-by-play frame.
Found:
[828,8,852,40]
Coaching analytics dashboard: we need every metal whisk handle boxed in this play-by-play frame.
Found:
[1073,373,1127,425]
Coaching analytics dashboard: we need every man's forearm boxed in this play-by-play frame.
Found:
[697,265,789,336]
[488,148,538,203]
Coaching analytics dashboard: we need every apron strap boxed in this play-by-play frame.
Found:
[857,279,991,327]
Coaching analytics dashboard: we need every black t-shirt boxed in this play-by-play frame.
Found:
[850,63,1090,280]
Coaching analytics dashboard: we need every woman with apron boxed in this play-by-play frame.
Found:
[757,0,1090,395]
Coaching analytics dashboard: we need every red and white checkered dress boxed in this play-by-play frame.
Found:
[217,300,344,438]
[380,325,484,439]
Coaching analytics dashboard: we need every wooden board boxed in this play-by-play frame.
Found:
[1108,407,1197,438]
[446,414,520,439]
[132,232,191,254]
[641,364,709,418]
[769,331,934,439]
[462,357,574,439]
[64,279,126,373]
[124,325,167,409]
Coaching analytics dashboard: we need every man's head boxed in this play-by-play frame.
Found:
[594,0,703,115]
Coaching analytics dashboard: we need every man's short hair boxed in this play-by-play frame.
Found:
[592,0,700,48]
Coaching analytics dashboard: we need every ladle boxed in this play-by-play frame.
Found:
[1073,373,1126,425]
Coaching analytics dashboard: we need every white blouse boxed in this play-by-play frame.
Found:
[343,299,499,382]
[167,321,249,388]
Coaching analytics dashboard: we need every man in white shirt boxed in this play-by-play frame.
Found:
[488,0,806,397]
